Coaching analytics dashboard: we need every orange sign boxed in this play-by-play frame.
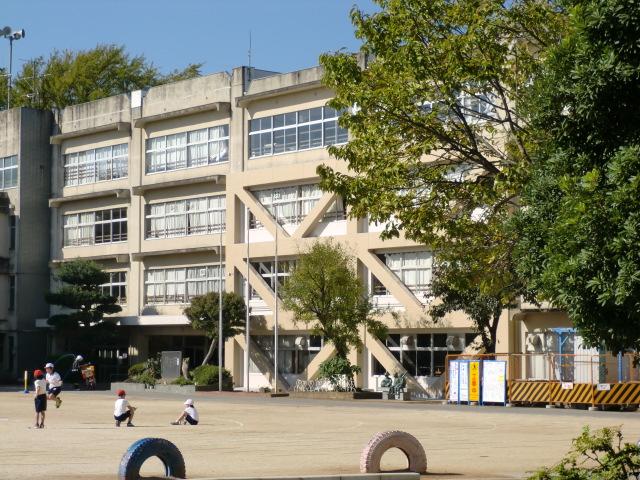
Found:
[469,361,480,402]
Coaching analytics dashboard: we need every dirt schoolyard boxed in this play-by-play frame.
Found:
[0,389,639,480]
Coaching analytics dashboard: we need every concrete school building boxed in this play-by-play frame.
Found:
[0,62,577,392]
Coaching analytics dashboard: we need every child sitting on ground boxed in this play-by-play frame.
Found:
[33,369,47,428]
[171,399,199,425]
[113,389,136,427]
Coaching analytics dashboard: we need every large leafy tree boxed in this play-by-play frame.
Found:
[46,259,122,330]
[1,44,201,110]
[280,241,387,364]
[184,292,246,366]
[318,0,565,351]
[514,0,640,353]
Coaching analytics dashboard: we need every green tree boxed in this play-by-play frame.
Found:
[318,0,565,351]
[527,426,640,479]
[46,259,122,330]
[280,241,387,373]
[2,44,201,110]
[184,292,246,366]
[514,0,640,353]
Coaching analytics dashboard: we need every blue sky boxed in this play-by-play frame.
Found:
[2,1,378,75]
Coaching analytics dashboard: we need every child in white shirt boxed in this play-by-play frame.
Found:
[45,362,63,408]
[113,389,136,427]
[171,399,199,425]
[33,369,47,428]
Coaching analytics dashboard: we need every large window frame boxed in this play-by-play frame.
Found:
[372,251,433,296]
[64,144,128,187]
[145,195,226,239]
[101,271,127,304]
[63,207,128,247]
[144,264,225,305]
[145,125,229,174]
[249,260,295,298]
[249,106,348,158]
[251,184,323,227]
[253,335,323,375]
[0,155,18,189]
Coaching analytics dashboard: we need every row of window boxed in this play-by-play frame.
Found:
[372,251,433,296]
[64,144,128,186]
[146,195,226,239]
[63,207,128,246]
[146,125,229,174]
[249,106,348,158]
[0,155,18,190]
[144,265,225,305]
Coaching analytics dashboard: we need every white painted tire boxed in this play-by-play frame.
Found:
[360,430,427,474]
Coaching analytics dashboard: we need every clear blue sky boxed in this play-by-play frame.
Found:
[2,0,378,75]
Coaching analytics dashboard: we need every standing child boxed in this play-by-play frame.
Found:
[45,363,63,408]
[33,370,47,428]
[171,399,199,425]
[113,389,136,427]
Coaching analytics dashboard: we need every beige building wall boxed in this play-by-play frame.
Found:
[46,65,520,392]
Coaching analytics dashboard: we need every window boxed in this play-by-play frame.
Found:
[8,275,15,311]
[145,125,229,173]
[0,155,18,189]
[373,251,433,295]
[249,106,347,158]
[146,195,226,239]
[252,184,323,226]
[101,271,127,304]
[250,260,295,297]
[254,335,323,375]
[144,265,225,305]
[372,333,469,377]
[9,215,16,250]
[64,144,128,186]
[63,208,127,246]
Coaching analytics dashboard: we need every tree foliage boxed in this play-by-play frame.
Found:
[527,426,640,480]
[280,241,387,360]
[318,0,565,350]
[514,0,640,352]
[1,44,201,110]
[46,259,121,330]
[184,292,246,366]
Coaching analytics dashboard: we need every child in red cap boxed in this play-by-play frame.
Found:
[33,369,47,428]
[113,389,136,427]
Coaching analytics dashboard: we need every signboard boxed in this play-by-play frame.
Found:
[482,360,506,404]
[459,361,469,402]
[597,383,611,391]
[469,361,480,402]
[449,360,460,402]
[561,382,574,390]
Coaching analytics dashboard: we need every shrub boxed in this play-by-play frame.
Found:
[135,371,157,387]
[127,362,146,378]
[527,426,640,479]
[191,365,233,390]
[171,376,193,386]
[318,356,361,391]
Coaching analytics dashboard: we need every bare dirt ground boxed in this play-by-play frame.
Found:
[0,389,639,480]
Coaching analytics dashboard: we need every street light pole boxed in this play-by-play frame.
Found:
[245,205,251,392]
[2,28,25,110]
[274,208,279,393]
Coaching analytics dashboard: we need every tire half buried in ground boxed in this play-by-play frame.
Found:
[360,430,427,474]
[118,437,186,480]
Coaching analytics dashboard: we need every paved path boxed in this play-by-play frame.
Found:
[0,390,639,480]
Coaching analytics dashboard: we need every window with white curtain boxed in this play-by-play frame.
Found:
[145,125,229,174]
[101,271,127,304]
[249,106,348,158]
[144,265,225,304]
[63,207,127,246]
[251,184,323,226]
[0,155,18,189]
[372,251,433,296]
[64,144,128,186]
[145,195,225,239]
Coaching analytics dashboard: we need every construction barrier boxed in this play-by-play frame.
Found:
[446,353,640,408]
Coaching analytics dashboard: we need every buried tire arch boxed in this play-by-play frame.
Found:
[360,431,428,474]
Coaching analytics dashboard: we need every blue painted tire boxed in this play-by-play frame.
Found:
[118,438,186,480]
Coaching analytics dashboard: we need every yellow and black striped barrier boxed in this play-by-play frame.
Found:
[508,381,640,406]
